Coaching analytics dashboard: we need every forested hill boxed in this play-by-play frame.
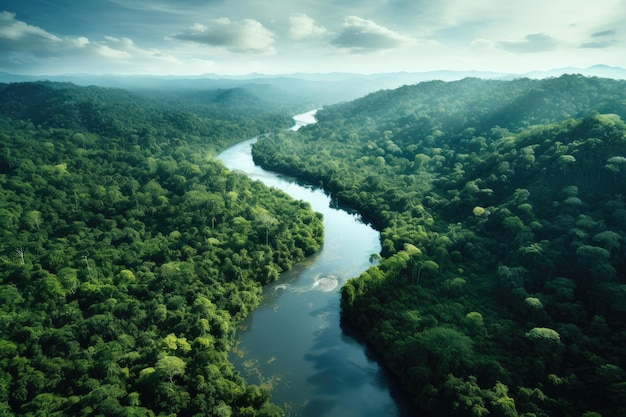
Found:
[252,75,626,417]
[316,74,626,135]
[0,82,322,416]
[0,82,292,153]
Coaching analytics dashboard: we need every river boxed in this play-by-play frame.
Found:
[217,110,416,417]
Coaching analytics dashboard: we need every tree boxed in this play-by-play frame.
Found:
[486,382,519,417]
[156,356,186,384]
[25,210,42,231]
[592,230,621,254]
[414,327,473,373]
[207,403,230,417]
[465,311,484,327]
[254,207,278,245]
[414,259,439,285]
[442,374,489,417]
[502,215,531,245]
[576,245,615,281]
[525,327,560,343]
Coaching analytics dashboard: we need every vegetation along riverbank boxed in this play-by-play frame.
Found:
[252,75,626,417]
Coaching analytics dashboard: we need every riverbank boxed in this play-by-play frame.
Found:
[218,112,417,417]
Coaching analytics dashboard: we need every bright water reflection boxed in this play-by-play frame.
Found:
[218,113,417,417]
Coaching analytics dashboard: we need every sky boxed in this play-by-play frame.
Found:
[1,0,625,76]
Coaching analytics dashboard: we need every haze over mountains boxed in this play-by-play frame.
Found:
[2,65,625,109]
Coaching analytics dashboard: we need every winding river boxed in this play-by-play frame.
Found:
[218,111,416,417]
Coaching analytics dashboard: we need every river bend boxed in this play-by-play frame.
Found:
[217,111,415,417]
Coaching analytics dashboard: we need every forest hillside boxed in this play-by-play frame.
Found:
[0,82,323,416]
[252,75,626,417]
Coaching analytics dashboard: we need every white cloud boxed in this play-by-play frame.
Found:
[0,11,61,53]
[1,1,625,75]
[331,16,412,53]
[97,44,132,60]
[289,13,327,40]
[170,18,276,54]
[0,11,178,74]
[0,11,60,42]
[98,36,178,63]
[72,36,90,48]
[429,1,624,54]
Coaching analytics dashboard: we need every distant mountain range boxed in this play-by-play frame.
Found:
[513,64,626,80]
[183,64,626,82]
[2,65,624,107]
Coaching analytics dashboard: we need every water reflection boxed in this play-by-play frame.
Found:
[219,113,419,417]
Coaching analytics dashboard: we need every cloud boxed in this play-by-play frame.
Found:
[331,16,411,53]
[497,33,560,53]
[97,44,132,60]
[72,37,90,48]
[0,11,177,73]
[95,36,178,63]
[580,29,618,49]
[580,40,616,49]
[2,1,625,76]
[591,29,616,38]
[170,18,275,53]
[0,11,61,52]
[289,13,327,40]
[107,0,218,14]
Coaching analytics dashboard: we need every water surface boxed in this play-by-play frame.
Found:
[218,112,416,417]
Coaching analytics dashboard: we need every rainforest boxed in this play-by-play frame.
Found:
[1,74,626,417]
[252,75,626,417]
[0,81,322,416]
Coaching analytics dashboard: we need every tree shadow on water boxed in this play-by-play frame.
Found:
[305,348,366,395]
[301,320,424,417]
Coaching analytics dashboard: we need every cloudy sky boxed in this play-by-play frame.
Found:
[1,0,625,76]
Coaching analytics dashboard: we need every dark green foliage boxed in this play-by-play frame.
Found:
[0,81,292,155]
[253,75,626,417]
[0,82,322,415]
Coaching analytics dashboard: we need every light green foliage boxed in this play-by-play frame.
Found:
[443,277,466,295]
[473,206,486,216]
[156,356,186,383]
[24,210,42,231]
[465,311,484,326]
[525,327,560,343]
[163,334,192,353]
[558,154,576,165]
[139,367,156,379]
[488,382,519,417]
[524,297,543,309]
[404,243,422,255]
[443,375,490,417]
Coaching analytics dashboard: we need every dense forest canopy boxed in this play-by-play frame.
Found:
[0,81,293,155]
[0,82,323,416]
[252,75,626,417]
